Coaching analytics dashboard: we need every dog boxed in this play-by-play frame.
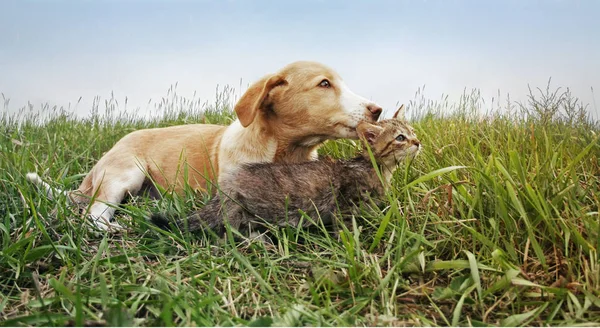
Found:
[27,61,382,231]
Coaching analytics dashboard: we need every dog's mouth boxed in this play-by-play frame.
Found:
[296,123,356,147]
[330,112,376,137]
[334,122,355,130]
[333,122,359,138]
[297,116,369,146]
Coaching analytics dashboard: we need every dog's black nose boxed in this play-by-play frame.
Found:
[367,104,382,120]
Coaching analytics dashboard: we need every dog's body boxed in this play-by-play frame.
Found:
[27,61,382,231]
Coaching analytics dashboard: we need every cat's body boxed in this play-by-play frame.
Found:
[152,106,420,234]
[154,157,385,233]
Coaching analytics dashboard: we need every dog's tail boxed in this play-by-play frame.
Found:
[26,172,69,200]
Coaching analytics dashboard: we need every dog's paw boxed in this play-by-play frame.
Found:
[86,215,125,235]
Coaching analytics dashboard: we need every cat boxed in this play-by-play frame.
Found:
[151,105,420,235]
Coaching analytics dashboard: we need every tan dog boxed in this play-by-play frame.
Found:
[27,61,382,231]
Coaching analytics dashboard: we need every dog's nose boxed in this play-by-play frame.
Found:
[367,104,382,120]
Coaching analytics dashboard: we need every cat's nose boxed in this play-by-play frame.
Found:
[413,140,421,148]
[367,104,382,121]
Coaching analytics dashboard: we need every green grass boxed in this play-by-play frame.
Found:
[1,84,599,326]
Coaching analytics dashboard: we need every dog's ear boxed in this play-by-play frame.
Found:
[393,104,405,120]
[357,121,384,145]
[235,74,288,127]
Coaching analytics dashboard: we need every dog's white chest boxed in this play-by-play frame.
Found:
[218,120,277,177]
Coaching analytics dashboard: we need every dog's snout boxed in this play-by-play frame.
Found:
[367,104,382,120]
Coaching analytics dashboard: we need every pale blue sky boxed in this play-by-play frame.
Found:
[1,0,599,118]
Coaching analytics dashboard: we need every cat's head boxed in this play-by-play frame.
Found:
[357,105,421,167]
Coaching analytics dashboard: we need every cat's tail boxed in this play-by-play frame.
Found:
[149,211,209,233]
[150,195,227,233]
[149,212,174,230]
[26,172,70,201]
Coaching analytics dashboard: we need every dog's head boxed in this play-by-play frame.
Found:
[234,61,382,145]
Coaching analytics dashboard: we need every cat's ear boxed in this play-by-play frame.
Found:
[357,122,384,144]
[393,104,405,120]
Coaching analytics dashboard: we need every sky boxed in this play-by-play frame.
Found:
[1,0,599,120]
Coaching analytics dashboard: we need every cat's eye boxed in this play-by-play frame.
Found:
[396,134,406,142]
[319,79,331,88]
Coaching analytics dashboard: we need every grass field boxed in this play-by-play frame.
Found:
[1,84,599,326]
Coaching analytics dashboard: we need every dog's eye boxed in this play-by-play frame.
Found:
[396,134,406,142]
[319,79,331,88]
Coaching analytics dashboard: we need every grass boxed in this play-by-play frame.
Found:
[1,83,599,326]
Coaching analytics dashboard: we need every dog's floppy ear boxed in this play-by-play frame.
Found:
[393,104,405,120]
[357,121,384,145]
[235,74,287,127]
